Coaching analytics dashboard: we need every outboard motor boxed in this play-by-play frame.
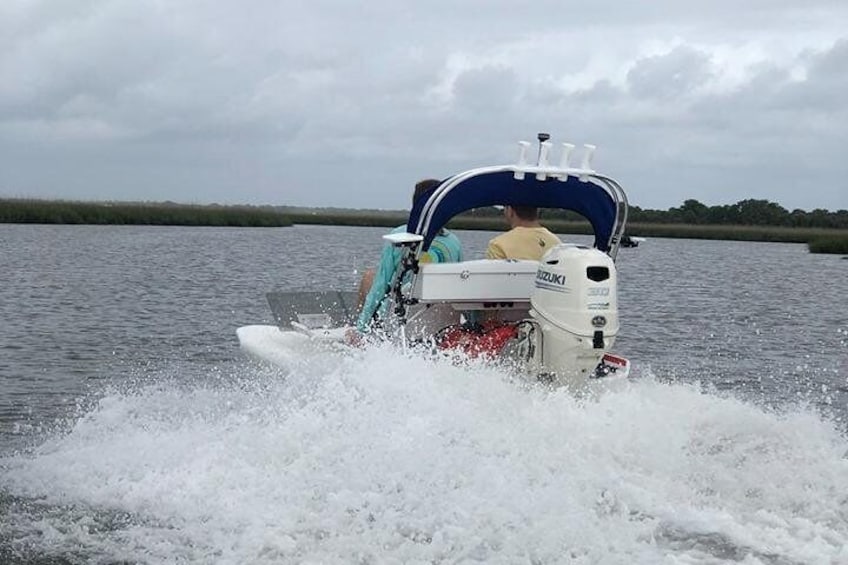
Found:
[528,244,619,387]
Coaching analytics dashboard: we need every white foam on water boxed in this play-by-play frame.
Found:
[2,345,848,564]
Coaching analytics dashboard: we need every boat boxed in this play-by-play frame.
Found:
[237,133,632,390]
[620,235,645,248]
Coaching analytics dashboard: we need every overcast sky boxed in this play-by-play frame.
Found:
[1,1,846,211]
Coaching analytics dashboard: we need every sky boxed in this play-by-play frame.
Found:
[1,1,847,212]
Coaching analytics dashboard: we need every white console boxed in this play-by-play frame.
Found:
[411,259,538,302]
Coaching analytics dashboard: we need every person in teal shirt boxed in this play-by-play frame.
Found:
[353,179,462,335]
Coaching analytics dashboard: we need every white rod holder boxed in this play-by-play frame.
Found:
[536,141,552,180]
[559,142,575,168]
[538,140,552,167]
[580,144,596,170]
[517,141,530,166]
[515,141,531,179]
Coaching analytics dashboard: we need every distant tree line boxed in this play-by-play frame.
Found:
[464,198,848,229]
[628,199,848,229]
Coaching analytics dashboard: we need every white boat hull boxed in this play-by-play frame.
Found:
[237,324,630,387]
[236,324,349,367]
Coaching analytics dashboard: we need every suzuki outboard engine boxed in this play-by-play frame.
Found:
[528,244,619,387]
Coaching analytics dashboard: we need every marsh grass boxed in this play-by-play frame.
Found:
[2,199,846,253]
[0,199,292,227]
[807,236,848,254]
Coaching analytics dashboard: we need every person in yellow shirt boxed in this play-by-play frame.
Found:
[486,205,561,260]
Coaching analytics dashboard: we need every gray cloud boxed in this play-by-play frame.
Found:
[626,46,713,101]
[0,0,846,211]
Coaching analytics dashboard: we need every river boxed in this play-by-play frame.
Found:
[1,224,846,564]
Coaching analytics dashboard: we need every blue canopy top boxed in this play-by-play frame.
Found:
[406,166,626,253]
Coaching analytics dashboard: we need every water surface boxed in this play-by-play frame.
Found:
[1,224,846,564]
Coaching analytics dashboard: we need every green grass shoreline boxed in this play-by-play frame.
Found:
[2,198,846,254]
[0,199,293,227]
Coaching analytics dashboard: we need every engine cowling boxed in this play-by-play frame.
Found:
[529,244,619,380]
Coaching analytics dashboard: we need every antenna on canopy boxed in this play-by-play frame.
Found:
[536,132,551,165]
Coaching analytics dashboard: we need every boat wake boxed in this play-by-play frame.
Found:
[1,345,847,564]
